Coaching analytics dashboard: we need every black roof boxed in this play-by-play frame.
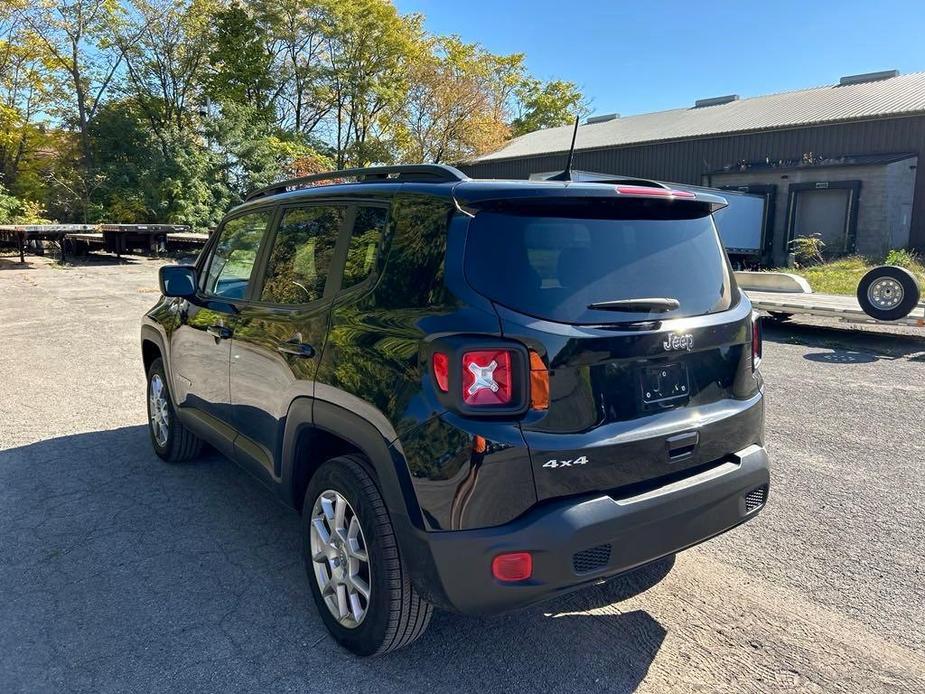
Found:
[233,164,728,215]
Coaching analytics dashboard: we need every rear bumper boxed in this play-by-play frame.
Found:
[408,444,769,615]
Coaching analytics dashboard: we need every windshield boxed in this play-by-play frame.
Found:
[465,210,735,323]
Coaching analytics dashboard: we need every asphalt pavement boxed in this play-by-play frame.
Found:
[1,253,924,693]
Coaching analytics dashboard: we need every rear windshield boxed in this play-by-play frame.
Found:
[465,210,734,323]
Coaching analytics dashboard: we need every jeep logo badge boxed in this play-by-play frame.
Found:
[663,334,694,352]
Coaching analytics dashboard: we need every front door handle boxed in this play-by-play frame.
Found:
[207,324,233,340]
[277,339,315,358]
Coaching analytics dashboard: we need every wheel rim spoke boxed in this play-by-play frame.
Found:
[148,374,169,446]
[308,488,371,628]
[349,575,370,601]
[336,583,349,620]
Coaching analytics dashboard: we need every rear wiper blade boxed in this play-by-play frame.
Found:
[587,298,680,312]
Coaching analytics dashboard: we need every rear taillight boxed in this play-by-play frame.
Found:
[462,350,513,406]
[427,341,547,416]
[432,352,449,392]
[751,312,762,371]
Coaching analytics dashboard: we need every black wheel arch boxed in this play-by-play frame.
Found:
[281,398,425,530]
[280,398,449,605]
[141,323,168,373]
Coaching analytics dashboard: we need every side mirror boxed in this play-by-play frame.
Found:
[159,265,198,298]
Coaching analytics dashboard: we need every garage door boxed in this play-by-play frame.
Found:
[792,188,850,254]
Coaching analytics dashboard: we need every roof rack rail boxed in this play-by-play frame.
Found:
[245,164,468,202]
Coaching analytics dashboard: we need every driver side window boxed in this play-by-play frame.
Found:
[260,205,345,305]
[204,211,270,299]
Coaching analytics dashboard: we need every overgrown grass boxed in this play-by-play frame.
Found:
[772,254,925,295]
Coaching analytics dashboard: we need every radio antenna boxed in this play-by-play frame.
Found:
[547,116,580,181]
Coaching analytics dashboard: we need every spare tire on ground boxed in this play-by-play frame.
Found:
[856,265,921,321]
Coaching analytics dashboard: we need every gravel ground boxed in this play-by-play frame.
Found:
[1,252,924,693]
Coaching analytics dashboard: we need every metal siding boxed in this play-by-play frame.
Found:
[460,116,925,249]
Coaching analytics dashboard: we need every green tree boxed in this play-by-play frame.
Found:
[255,0,332,136]
[206,1,276,120]
[397,36,515,163]
[511,78,590,137]
[324,0,420,167]
[14,0,130,219]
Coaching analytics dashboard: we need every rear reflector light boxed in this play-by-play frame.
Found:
[462,350,513,405]
[752,313,762,370]
[614,184,696,199]
[529,351,549,410]
[492,552,532,582]
[432,352,449,392]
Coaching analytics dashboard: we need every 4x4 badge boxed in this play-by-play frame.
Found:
[542,456,589,469]
[663,334,694,352]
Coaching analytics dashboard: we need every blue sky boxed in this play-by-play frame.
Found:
[394,0,925,116]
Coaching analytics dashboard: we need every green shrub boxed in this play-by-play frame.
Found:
[789,234,825,267]
[885,248,919,269]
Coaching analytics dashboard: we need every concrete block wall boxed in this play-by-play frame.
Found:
[708,156,917,264]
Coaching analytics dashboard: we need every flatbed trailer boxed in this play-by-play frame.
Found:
[97,224,191,256]
[746,289,925,327]
[738,271,925,328]
[0,224,97,263]
[1,223,196,262]
[165,231,209,251]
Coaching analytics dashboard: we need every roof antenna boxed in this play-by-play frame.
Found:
[547,116,580,181]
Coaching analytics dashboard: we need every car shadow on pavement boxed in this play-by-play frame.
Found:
[764,320,925,361]
[802,350,879,364]
[0,425,667,693]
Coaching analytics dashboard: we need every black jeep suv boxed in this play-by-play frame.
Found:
[141,164,769,655]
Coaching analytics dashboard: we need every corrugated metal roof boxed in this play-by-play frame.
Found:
[475,71,925,162]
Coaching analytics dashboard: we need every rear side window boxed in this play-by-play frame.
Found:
[204,211,270,299]
[260,205,345,304]
[342,206,388,289]
[465,210,733,323]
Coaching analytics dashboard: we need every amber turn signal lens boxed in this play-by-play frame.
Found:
[529,351,549,410]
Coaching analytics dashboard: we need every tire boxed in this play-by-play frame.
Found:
[302,455,432,656]
[856,265,921,321]
[146,357,202,462]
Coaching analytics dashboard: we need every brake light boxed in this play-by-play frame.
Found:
[751,313,762,371]
[614,185,696,199]
[432,352,449,392]
[491,552,532,582]
[462,350,513,406]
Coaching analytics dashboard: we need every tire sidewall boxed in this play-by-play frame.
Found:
[146,358,175,459]
[857,265,921,321]
[302,459,395,656]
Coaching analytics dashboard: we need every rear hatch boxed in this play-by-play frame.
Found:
[462,193,762,500]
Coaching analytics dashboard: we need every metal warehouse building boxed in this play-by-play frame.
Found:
[462,70,925,265]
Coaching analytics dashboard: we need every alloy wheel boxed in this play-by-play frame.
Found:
[309,489,372,628]
[149,373,170,447]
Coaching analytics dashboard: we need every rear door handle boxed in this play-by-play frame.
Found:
[207,324,233,339]
[277,339,315,358]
